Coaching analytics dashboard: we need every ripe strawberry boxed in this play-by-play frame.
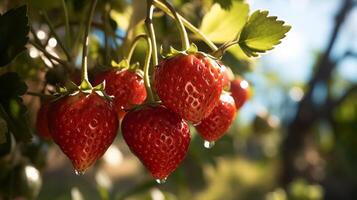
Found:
[196,93,236,142]
[230,78,250,109]
[121,105,190,180]
[36,101,51,139]
[94,68,146,119]
[154,53,223,123]
[219,63,234,90]
[48,92,118,173]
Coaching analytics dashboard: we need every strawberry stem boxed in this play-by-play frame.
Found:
[153,0,218,51]
[212,40,239,58]
[127,34,150,65]
[141,35,155,103]
[80,0,98,89]
[61,0,71,50]
[159,0,189,50]
[145,0,158,66]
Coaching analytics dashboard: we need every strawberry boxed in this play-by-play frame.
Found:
[36,101,51,139]
[219,63,234,90]
[230,78,250,109]
[94,68,146,119]
[48,92,118,173]
[195,93,236,144]
[154,53,223,123]
[121,105,190,181]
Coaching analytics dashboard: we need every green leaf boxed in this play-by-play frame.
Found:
[0,72,31,142]
[199,2,249,43]
[0,5,29,67]
[238,10,291,57]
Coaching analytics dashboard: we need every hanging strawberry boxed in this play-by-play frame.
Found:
[121,105,190,182]
[195,93,236,148]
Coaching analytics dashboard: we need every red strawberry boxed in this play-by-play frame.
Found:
[94,68,146,119]
[48,92,118,173]
[36,101,51,139]
[121,105,190,181]
[219,63,234,90]
[195,93,236,145]
[154,53,223,123]
[230,78,250,109]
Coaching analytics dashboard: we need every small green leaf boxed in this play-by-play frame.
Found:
[238,10,291,57]
[0,5,29,67]
[199,2,249,43]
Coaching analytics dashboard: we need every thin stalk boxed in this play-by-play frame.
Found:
[142,35,155,102]
[103,4,111,65]
[26,91,52,98]
[145,0,158,66]
[212,40,239,57]
[81,0,98,82]
[61,0,71,48]
[127,34,149,64]
[153,0,218,51]
[160,0,189,50]
[29,40,68,66]
[42,12,72,61]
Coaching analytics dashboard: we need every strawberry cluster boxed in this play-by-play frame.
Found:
[35,51,250,182]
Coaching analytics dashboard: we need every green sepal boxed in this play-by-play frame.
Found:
[79,79,93,93]
[161,43,199,59]
[93,81,105,91]
[128,62,140,72]
[111,59,129,69]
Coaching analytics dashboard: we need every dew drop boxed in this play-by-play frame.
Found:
[155,177,167,184]
[204,140,215,149]
[74,169,85,176]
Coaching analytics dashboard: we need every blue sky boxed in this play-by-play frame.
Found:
[238,0,357,123]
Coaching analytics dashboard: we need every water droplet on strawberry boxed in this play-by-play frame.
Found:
[74,169,85,176]
[156,177,167,184]
[203,140,215,149]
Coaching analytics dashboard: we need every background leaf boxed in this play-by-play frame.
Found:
[0,5,29,67]
[199,2,249,43]
[238,10,291,57]
[0,72,31,142]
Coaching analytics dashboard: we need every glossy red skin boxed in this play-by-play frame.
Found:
[196,94,236,142]
[48,92,118,172]
[219,63,234,90]
[121,105,190,179]
[36,101,51,139]
[94,69,147,119]
[230,78,250,109]
[154,53,223,123]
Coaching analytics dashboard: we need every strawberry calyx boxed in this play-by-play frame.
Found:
[161,43,220,63]
[53,77,111,102]
[111,59,144,77]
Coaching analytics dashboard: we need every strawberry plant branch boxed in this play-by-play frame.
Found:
[61,0,71,49]
[145,0,158,66]
[103,5,110,66]
[42,12,72,61]
[152,0,218,51]
[28,40,68,67]
[212,40,239,58]
[127,34,150,64]
[142,35,155,102]
[159,0,189,50]
[80,0,98,88]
